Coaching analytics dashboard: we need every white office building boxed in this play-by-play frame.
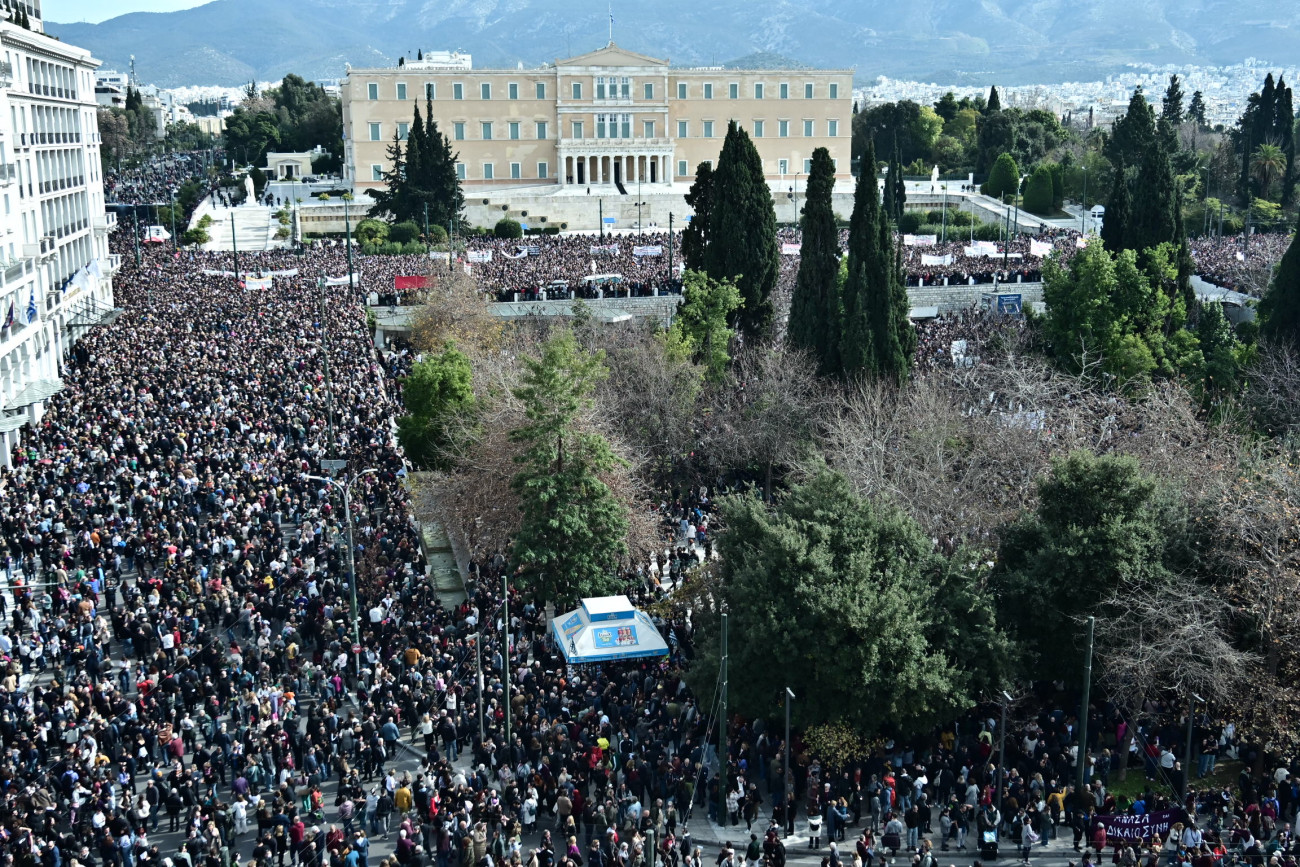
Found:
[0,12,119,467]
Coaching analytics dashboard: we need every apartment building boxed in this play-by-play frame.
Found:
[342,43,853,194]
[0,12,119,466]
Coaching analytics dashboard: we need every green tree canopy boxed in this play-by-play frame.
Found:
[1022,164,1055,215]
[509,332,629,606]
[682,161,714,274]
[1259,214,1300,346]
[396,344,476,470]
[984,152,1020,200]
[670,271,744,383]
[704,121,779,339]
[689,469,1006,735]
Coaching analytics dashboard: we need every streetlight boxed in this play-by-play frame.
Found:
[783,688,795,837]
[303,469,378,676]
[996,690,1013,831]
[1081,166,1088,234]
[1184,693,1204,797]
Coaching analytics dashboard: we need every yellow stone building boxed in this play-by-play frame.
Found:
[341,43,853,194]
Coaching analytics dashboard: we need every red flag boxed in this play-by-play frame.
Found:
[394,275,427,290]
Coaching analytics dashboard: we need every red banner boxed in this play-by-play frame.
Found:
[394,275,427,290]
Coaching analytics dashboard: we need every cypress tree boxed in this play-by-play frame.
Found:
[892,150,906,223]
[840,142,880,379]
[704,121,779,338]
[1128,124,1177,252]
[881,158,896,225]
[1107,88,1157,171]
[1101,162,1130,253]
[1174,189,1196,316]
[867,189,915,383]
[1161,74,1185,126]
[682,161,714,273]
[404,104,426,220]
[788,147,842,375]
[1278,79,1296,206]
[1259,213,1300,346]
[986,86,1001,113]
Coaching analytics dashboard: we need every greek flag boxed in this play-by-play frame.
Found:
[24,289,36,324]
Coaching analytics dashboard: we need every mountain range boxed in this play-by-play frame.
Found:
[47,0,1299,89]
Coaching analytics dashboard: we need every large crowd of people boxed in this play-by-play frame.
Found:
[104,152,218,207]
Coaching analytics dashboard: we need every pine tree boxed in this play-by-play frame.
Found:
[1128,123,1177,252]
[681,161,714,273]
[704,121,779,338]
[1107,87,1157,171]
[1101,163,1130,253]
[425,115,463,230]
[986,86,1001,113]
[404,104,426,219]
[369,129,409,223]
[1161,74,1185,126]
[787,147,842,375]
[1259,213,1300,346]
[1188,91,1207,129]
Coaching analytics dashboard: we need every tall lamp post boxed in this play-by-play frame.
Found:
[1081,166,1088,234]
[342,194,356,291]
[304,468,378,675]
[1184,693,1204,798]
[996,690,1013,831]
[783,688,795,837]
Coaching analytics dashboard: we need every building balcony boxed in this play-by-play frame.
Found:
[0,163,15,186]
[559,136,673,150]
[107,253,122,273]
[22,237,54,261]
[93,212,117,234]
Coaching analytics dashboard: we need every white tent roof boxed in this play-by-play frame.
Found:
[551,596,670,665]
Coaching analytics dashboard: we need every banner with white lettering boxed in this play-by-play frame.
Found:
[324,274,358,285]
[781,243,803,255]
[633,245,663,257]
[904,234,937,247]
[466,250,493,263]
[590,244,620,256]
[921,254,953,266]
[1093,809,1186,842]
[964,244,996,258]
[243,277,273,291]
[1029,240,1053,257]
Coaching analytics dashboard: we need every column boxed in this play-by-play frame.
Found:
[630,154,637,184]
[665,152,673,184]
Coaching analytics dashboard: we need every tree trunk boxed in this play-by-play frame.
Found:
[764,460,773,503]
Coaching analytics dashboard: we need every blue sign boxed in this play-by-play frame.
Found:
[592,624,639,649]
[996,294,1022,315]
[603,217,617,224]
[520,224,529,231]
[560,613,584,639]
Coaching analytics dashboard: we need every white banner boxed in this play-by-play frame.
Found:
[904,234,937,247]
[500,249,529,260]
[243,277,273,291]
[324,274,357,285]
[781,242,802,255]
[429,252,451,263]
[965,241,998,257]
[466,250,493,263]
[590,244,620,256]
[267,268,299,277]
[920,254,953,266]
[1029,240,1053,257]
[1076,236,1090,249]
[632,245,663,257]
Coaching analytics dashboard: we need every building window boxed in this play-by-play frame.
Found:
[780,82,789,99]
[396,83,407,100]
[509,82,518,100]
[828,119,838,137]
[453,83,464,100]
[368,122,381,141]
[753,120,764,137]
[644,82,654,100]
[620,78,631,99]
[536,121,548,140]
[481,82,491,100]
[755,83,764,99]
[703,120,714,138]
[536,81,546,99]
[453,122,465,140]
[572,121,583,138]
[677,82,687,99]
[830,83,839,100]
[678,160,687,178]
[596,114,607,138]
[596,76,606,99]
[509,122,520,140]
[367,83,378,100]
[803,158,812,173]
[483,163,494,180]
[622,114,632,138]
[371,164,383,180]
[481,122,492,140]
[572,82,582,99]
[779,120,789,137]
[704,83,713,99]
[456,162,466,180]
[778,158,788,175]
[397,122,409,140]
[676,120,687,138]
[538,161,548,179]
[728,82,738,99]
[426,83,436,99]
[511,162,521,179]
[803,119,813,137]
[645,120,656,138]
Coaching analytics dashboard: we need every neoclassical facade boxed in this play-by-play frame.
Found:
[342,43,853,193]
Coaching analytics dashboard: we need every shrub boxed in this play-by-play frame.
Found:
[982,153,1020,200]
[390,221,421,244]
[275,226,291,240]
[356,219,389,245]
[424,224,448,243]
[972,222,1005,242]
[401,241,427,254]
[197,214,214,229]
[897,212,923,234]
[494,218,523,239]
[181,227,209,246]
[1022,165,1056,215]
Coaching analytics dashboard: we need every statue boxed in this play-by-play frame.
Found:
[243,174,255,206]
[931,165,940,183]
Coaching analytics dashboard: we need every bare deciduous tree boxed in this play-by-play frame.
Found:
[1247,341,1300,438]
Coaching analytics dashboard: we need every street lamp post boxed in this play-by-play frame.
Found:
[784,688,795,837]
[1184,693,1203,798]
[996,690,1012,832]
[1081,167,1088,234]
[304,469,378,676]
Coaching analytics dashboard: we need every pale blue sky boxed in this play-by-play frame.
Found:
[45,0,212,23]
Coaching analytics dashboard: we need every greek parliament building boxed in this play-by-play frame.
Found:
[0,2,119,467]
[341,43,853,194]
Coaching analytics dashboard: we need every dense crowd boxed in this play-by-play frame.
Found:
[462,235,682,301]
[1188,234,1293,295]
[105,153,218,207]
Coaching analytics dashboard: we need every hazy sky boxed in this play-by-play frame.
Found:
[46,0,212,23]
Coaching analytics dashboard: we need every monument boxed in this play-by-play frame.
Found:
[243,174,255,206]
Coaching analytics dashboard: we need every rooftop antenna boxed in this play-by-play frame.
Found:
[608,1,613,45]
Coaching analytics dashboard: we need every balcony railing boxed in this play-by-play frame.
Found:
[0,163,15,186]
